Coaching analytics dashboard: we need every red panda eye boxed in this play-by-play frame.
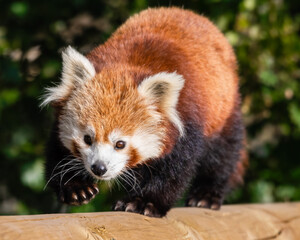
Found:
[84,135,93,146]
[115,140,126,150]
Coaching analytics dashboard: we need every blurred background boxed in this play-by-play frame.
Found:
[0,0,299,215]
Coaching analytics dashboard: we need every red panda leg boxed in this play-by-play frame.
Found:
[186,175,228,210]
[186,106,245,210]
[113,122,204,217]
[112,162,191,218]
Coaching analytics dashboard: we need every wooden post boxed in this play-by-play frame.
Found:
[1,203,300,240]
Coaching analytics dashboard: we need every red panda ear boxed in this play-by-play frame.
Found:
[40,46,95,108]
[138,72,185,136]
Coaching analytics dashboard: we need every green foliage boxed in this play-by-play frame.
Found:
[0,0,299,214]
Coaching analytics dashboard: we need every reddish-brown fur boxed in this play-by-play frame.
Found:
[87,8,239,140]
[45,7,246,215]
[128,147,141,166]
[72,140,81,158]
[229,142,249,187]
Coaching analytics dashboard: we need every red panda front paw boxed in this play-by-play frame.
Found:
[113,197,163,217]
[58,183,99,206]
[186,192,224,210]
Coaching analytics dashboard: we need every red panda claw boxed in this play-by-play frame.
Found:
[86,187,94,197]
[211,203,221,210]
[57,182,99,206]
[143,203,162,218]
[114,200,126,211]
[71,192,79,201]
[125,202,137,212]
[186,192,223,210]
[187,198,198,207]
[79,190,87,200]
[92,185,99,194]
[113,198,164,217]
[197,199,210,208]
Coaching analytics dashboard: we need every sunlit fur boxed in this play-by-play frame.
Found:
[41,45,186,178]
[138,72,185,136]
[49,65,180,178]
[43,7,247,217]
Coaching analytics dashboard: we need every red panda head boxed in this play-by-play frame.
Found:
[42,46,185,180]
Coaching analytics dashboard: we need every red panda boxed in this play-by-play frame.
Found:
[42,7,247,217]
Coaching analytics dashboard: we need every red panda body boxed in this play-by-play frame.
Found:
[43,7,247,217]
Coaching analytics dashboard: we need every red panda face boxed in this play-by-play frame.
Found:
[58,70,166,180]
[42,46,185,180]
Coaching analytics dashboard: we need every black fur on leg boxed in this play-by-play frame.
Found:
[114,121,205,217]
[186,102,245,210]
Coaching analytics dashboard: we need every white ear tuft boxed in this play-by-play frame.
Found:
[40,46,96,107]
[138,72,185,136]
[61,46,96,85]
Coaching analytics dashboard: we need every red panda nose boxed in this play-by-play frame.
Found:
[91,162,107,177]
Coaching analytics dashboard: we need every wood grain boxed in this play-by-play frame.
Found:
[1,203,299,240]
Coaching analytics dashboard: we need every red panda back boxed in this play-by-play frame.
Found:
[88,7,239,137]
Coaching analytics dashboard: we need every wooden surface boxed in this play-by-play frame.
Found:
[1,203,300,240]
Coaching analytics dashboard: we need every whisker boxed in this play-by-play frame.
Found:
[44,156,80,188]
[116,175,130,193]
[64,169,86,185]
[124,169,139,188]
[43,161,82,190]
[47,156,74,185]
[60,163,85,187]
[142,162,155,180]
[128,167,143,178]
[122,172,135,189]
[113,178,121,190]
[119,172,141,195]
[105,179,113,192]
[55,159,80,172]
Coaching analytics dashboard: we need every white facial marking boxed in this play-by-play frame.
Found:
[59,107,93,145]
[57,120,130,180]
[108,129,123,143]
[87,143,128,180]
[81,129,129,180]
[131,128,163,160]
[58,113,81,150]
[85,125,96,140]
[58,114,165,180]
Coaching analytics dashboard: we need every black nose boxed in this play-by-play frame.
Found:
[91,162,107,177]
